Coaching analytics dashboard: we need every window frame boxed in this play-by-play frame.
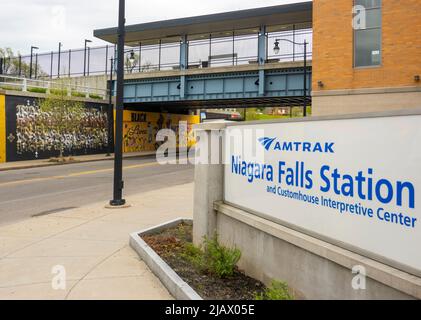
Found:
[353,0,383,69]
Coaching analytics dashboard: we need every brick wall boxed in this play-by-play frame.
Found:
[312,0,421,91]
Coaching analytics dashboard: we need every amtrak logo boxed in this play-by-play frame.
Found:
[258,137,276,151]
[258,137,335,154]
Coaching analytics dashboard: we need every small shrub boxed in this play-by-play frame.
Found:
[182,243,205,271]
[89,94,103,100]
[28,87,47,94]
[0,85,22,92]
[255,281,294,300]
[50,88,67,96]
[175,224,188,240]
[182,234,241,279]
[71,91,86,98]
[203,235,241,278]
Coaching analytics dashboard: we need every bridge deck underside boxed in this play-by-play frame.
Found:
[125,96,310,109]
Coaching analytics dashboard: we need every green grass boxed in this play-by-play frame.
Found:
[71,91,86,98]
[0,85,22,92]
[89,93,103,100]
[50,88,68,96]
[0,84,103,101]
[27,87,47,94]
[244,107,313,121]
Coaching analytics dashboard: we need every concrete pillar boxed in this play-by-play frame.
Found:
[193,122,226,245]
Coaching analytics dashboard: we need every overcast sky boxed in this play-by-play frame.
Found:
[1,0,307,55]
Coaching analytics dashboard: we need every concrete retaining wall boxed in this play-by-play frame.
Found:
[215,202,419,300]
[52,75,108,92]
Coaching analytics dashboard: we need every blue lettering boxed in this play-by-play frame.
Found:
[397,182,415,209]
[282,142,293,151]
[375,179,394,205]
[303,142,311,152]
[325,143,335,153]
[313,143,323,153]
[320,165,331,193]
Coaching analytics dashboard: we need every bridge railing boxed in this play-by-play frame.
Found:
[0,24,312,79]
[0,75,108,100]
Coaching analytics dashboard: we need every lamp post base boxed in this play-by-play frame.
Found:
[105,199,131,209]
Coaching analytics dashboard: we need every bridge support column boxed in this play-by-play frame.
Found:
[258,25,267,96]
[180,75,186,99]
[180,35,188,99]
[180,35,188,70]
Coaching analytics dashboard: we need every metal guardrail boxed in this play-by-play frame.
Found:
[0,75,108,100]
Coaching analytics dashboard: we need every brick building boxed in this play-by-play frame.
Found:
[312,0,421,115]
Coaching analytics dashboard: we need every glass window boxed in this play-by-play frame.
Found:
[354,0,382,67]
[355,0,381,9]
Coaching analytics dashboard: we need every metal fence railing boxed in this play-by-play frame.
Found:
[0,75,108,100]
[0,25,312,80]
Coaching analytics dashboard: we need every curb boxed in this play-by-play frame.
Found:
[0,152,156,172]
[129,218,203,301]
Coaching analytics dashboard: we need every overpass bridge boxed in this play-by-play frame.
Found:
[94,2,313,113]
[122,61,311,112]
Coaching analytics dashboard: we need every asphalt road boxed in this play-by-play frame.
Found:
[0,156,194,226]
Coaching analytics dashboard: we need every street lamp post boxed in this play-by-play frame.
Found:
[29,46,39,79]
[274,38,308,117]
[110,0,126,207]
[107,57,115,157]
[83,39,92,77]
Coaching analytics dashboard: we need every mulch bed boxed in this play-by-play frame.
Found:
[142,223,266,300]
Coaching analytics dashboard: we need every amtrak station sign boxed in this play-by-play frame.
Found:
[224,115,421,275]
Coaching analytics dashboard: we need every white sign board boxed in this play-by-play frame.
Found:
[224,115,421,274]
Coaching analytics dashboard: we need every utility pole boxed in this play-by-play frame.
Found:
[109,0,126,207]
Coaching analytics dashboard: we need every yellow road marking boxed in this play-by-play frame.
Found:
[0,161,160,187]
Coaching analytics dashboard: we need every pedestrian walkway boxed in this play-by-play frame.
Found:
[0,183,194,300]
[0,152,156,172]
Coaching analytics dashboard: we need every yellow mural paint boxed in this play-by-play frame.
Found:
[121,111,200,153]
[0,95,6,163]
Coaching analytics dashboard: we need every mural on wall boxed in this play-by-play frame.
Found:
[122,111,199,153]
[6,95,109,161]
[16,102,108,156]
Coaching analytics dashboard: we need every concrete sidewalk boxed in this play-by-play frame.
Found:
[0,183,194,300]
[0,151,156,172]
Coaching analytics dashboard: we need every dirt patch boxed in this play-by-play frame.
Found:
[142,223,266,300]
